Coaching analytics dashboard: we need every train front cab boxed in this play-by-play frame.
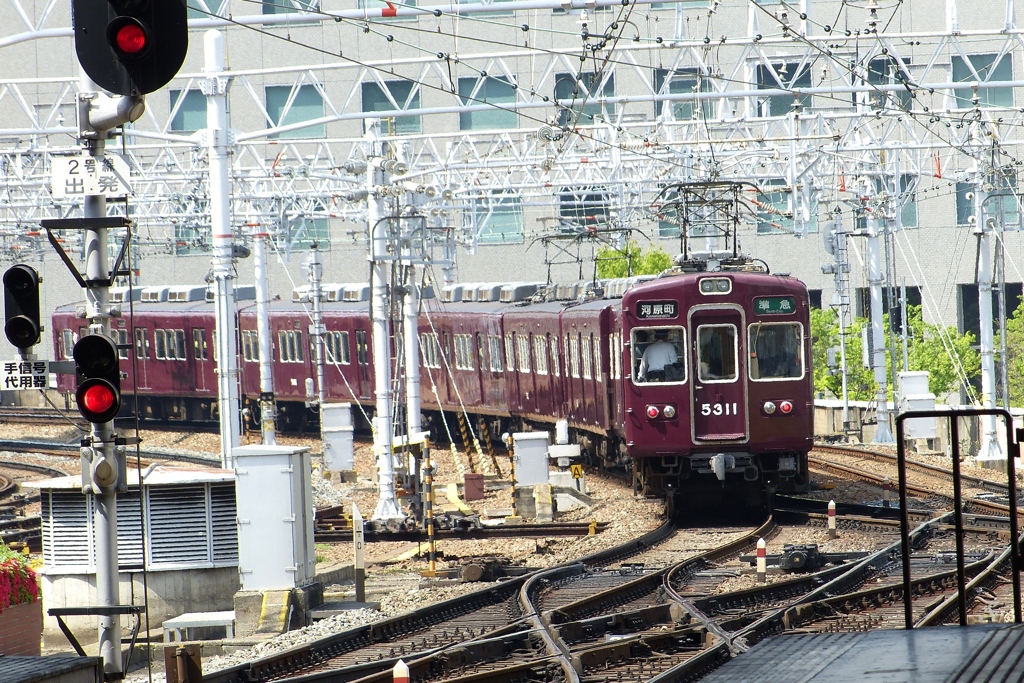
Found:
[623,274,811,512]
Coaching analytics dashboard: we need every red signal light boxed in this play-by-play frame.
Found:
[646,405,660,419]
[779,400,794,414]
[81,382,117,416]
[108,18,149,58]
[115,23,146,54]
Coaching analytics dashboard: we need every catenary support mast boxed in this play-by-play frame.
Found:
[205,29,240,467]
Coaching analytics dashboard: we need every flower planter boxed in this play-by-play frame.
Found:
[0,599,43,655]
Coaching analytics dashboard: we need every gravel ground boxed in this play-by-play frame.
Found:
[0,419,668,677]
[13,424,1000,676]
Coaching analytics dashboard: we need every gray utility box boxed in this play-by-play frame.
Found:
[322,402,355,472]
[898,371,937,440]
[513,432,550,486]
[234,445,316,591]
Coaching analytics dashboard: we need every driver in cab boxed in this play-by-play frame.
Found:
[638,329,678,382]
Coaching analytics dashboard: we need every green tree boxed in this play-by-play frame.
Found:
[810,307,875,400]
[1003,299,1024,405]
[810,304,980,402]
[903,305,980,397]
[595,242,673,279]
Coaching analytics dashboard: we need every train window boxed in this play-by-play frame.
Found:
[476,333,486,370]
[455,334,475,371]
[421,333,441,369]
[610,332,620,380]
[192,329,208,361]
[748,322,803,380]
[278,330,305,363]
[581,335,592,379]
[549,336,560,377]
[534,335,548,375]
[326,331,351,365]
[109,329,129,360]
[355,330,370,365]
[516,334,531,373]
[632,327,685,383]
[241,331,258,362]
[592,334,602,382]
[488,335,503,372]
[133,328,149,360]
[155,329,186,361]
[697,325,738,382]
[569,336,580,378]
[62,329,75,359]
[504,334,516,372]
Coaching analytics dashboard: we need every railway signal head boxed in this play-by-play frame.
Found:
[73,334,122,423]
[3,264,41,349]
[72,0,189,97]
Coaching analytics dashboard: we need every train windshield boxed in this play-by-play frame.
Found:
[631,327,686,384]
[748,322,803,380]
[696,325,738,382]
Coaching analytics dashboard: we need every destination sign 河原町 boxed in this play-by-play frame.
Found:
[636,301,678,319]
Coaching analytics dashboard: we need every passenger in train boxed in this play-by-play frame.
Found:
[638,329,678,382]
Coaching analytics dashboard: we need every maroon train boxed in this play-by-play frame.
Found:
[52,263,813,509]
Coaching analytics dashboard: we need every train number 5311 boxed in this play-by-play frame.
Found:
[700,402,739,416]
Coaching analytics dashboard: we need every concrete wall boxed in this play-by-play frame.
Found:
[41,567,239,650]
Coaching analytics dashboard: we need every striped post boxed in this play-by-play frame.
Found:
[828,499,837,539]
[882,477,892,508]
[393,659,409,683]
[352,503,366,603]
[507,435,518,519]
[423,439,436,575]
[756,538,767,583]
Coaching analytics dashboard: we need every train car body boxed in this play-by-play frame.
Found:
[51,265,812,511]
[622,271,813,508]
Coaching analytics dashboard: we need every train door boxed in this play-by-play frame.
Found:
[355,328,371,399]
[133,327,151,389]
[690,307,748,442]
[191,327,211,393]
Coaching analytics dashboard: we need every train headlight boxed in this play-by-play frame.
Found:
[646,405,660,419]
[662,405,677,419]
[779,400,794,414]
[716,279,730,292]
[763,401,777,415]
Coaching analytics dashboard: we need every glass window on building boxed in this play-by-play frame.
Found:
[899,174,918,227]
[755,179,794,234]
[361,80,421,135]
[653,68,713,121]
[866,57,913,110]
[458,76,517,130]
[279,215,329,251]
[263,0,317,14]
[554,72,614,127]
[951,54,1013,108]
[471,193,524,244]
[756,62,812,117]
[559,186,609,230]
[187,0,227,19]
[169,89,206,132]
[265,84,325,139]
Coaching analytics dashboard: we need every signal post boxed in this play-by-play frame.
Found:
[36,2,189,678]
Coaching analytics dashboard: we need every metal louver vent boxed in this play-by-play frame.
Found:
[42,491,92,567]
[148,486,209,565]
[116,492,144,569]
[210,484,238,563]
